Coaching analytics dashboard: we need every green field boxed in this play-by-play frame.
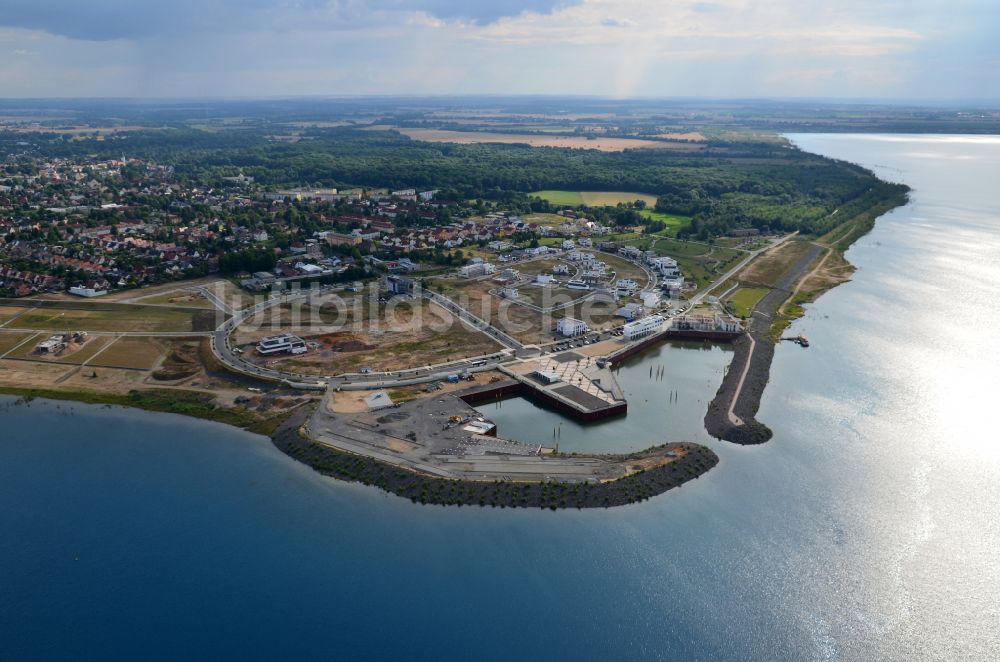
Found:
[727,287,770,318]
[8,305,204,333]
[90,337,166,370]
[0,332,36,357]
[649,237,715,257]
[639,209,691,235]
[529,190,659,207]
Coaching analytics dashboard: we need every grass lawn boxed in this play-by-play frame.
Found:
[740,240,818,288]
[529,191,659,207]
[0,305,29,324]
[649,237,713,257]
[727,287,770,318]
[639,209,690,235]
[8,335,114,364]
[0,332,36,357]
[8,304,201,333]
[91,337,166,370]
[523,213,570,227]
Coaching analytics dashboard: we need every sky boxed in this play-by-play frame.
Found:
[1,0,998,100]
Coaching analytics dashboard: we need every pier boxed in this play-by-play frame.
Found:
[458,353,628,422]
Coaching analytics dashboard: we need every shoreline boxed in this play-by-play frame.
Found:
[272,406,719,509]
[0,385,301,436]
[0,389,719,509]
[0,186,909,502]
[704,190,909,444]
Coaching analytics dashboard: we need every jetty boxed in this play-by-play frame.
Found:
[782,335,810,347]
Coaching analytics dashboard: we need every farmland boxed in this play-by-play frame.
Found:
[6,303,209,333]
[0,332,36,357]
[529,191,659,207]
[393,129,701,152]
[90,337,167,370]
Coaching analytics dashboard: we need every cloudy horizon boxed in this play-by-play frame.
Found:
[2,0,998,100]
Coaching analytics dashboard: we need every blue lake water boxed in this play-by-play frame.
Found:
[2,134,999,660]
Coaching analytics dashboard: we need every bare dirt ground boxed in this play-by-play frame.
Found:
[236,298,503,375]
[130,289,215,308]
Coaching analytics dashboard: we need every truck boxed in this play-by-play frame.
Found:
[446,374,460,383]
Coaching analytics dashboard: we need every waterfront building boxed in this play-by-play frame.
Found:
[557,317,589,337]
[623,314,665,341]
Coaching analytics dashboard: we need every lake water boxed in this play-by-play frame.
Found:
[2,135,999,660]
[475,340,733,452]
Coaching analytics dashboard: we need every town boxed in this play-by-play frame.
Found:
[0,106,908,501]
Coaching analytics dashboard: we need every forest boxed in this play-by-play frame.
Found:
[4,124,907,236]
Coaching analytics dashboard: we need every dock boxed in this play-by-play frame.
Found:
[458,352,628,422]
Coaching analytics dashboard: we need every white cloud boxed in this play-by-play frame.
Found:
[0,0,994,99]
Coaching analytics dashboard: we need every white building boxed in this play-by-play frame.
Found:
[532,370,561,384]
[295,262,325,276]
[535,274,553,285]
[257,334,307,355]
[557,317,589,337]
[623,314,665,341]
[499,287,519,299]
[615,278,639,294]
[649,256,680,277]
[715,313,742,333]
[460,262,495,278]
[561,239,575,250]
[615,303,645,320]
[68,286,108,297]
[641,291,662,309]
[552,264,571,275]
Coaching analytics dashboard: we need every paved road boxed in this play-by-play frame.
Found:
[688,232,798,308]
[197,285,235,316]
[0,327,211,338]
[207,286,519,389]
[423,290,525,351]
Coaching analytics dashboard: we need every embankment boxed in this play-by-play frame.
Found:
[704,244,823,444]
[271,408,719,509]
[704,189,909,444]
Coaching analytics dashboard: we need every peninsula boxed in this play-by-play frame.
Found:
[0,98,911,507]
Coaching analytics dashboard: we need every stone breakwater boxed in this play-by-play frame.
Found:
[704,244,825,445]
[271,408,719,509]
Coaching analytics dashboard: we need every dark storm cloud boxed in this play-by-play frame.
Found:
[0,0,579,41]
